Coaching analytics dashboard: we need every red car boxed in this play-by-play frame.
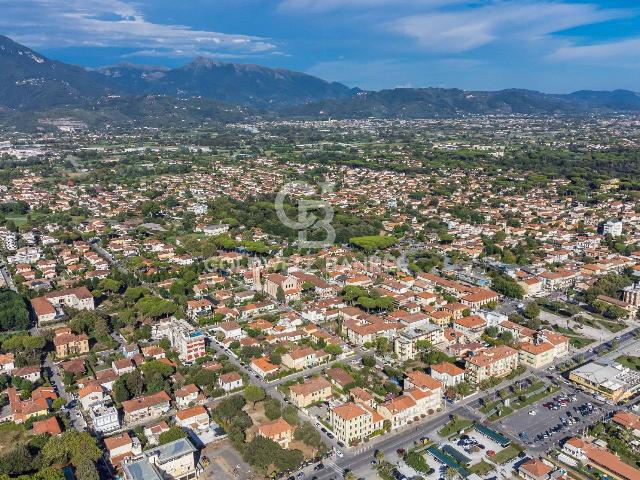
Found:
[487,450,496,456]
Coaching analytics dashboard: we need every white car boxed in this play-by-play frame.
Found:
[336,450,343,458]
[528,410,537,416]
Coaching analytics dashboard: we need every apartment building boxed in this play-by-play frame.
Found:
[53,327,89,358]
[464,345,519,384]
[152,318,206,362]
[430,362,466,387]
[289,376,332,408]
[31,286,95,326]
[122,391,171,424]
[122,438,202,480]
[330,402,384,446]
[89,399,121,434]
[452,315,487,340]
[394,325,445,362]
[281,347,327,370]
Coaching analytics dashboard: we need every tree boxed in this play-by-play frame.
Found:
[51,397,66,411]
[276,285,286,303]
[444,467,460,480]
[294,422,323,450]
[243,385,265,409]
[282,405,300,426]
[135,296,177,319]
[375,337,390,355]
[97,278,122,294]
[41,431,101,468]
[361,355,376,367]
[264,397,282,420]
[523,302,540,320]
[0,290,29,332]
[158,427,188,445]
[324,343,342,356]
[75,459,99,480]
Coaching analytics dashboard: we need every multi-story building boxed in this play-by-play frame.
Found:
[122,438,202,480]
[122,391,171,424]
[452,315,487,340]
[394,325,445,361]
[569,362,640,403]
[257,418,294,449]
[601,220,623,237]
[281,347,327,370]
[89,399,121,434]
[518,341,555,369]
[330,402,384,446]
[430,362,466,387]
[53,327,89,358]
[623,284,640,308]
[31,287,95,326]
[152,318,206,362]
[289,376,332,408]
[464,345,519,384]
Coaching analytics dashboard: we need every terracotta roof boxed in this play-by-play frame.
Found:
[104,432,132,451]
[332,402,367,421]
[326,367,354,386]
[32,416,62,435]
[520,459,553,478]
[431,362,465,377]
[258,418,293,438]
[290,377,331,397]
[406,370,443,390]
[176,405,208,421]
[175,384,199,398]
[219,372,242,384]
[121,391,170,413]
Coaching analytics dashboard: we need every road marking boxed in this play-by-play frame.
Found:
[325,460,342,475]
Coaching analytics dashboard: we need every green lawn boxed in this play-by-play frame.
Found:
[598,319,626,333]
[491,445,521,465]
[5,215,28,226]
[437,417,474,437]
[569,336,595,349]
[616,355,640,372]
[469,460,494,475]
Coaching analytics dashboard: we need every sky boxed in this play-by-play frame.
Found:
[1,0,639,92]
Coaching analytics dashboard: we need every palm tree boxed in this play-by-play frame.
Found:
[444,467,460,480]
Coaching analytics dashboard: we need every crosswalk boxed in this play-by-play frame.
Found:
[324,459,343,475]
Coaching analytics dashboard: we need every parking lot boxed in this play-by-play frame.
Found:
[496,386,608,452]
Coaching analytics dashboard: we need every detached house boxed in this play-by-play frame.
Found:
[122,391,171,424]
[257,418,294,449]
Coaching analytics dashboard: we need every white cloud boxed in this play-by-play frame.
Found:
[0,0,276,57]
[549,37,640,64]
[279,0,460,13]
[389,1,626,53]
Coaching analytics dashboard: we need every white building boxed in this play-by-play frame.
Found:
[122,438,202,480]
[89,400,121,434]
[152,317,206,362]
[602,220,623,237]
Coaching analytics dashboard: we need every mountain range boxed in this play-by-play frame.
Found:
[1,33,640,128]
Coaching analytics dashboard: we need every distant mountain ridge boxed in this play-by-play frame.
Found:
[284,87,640,118]
[96,58,359,109]
[0,34,639,127]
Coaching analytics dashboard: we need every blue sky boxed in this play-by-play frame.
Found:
[1,0,639,92]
